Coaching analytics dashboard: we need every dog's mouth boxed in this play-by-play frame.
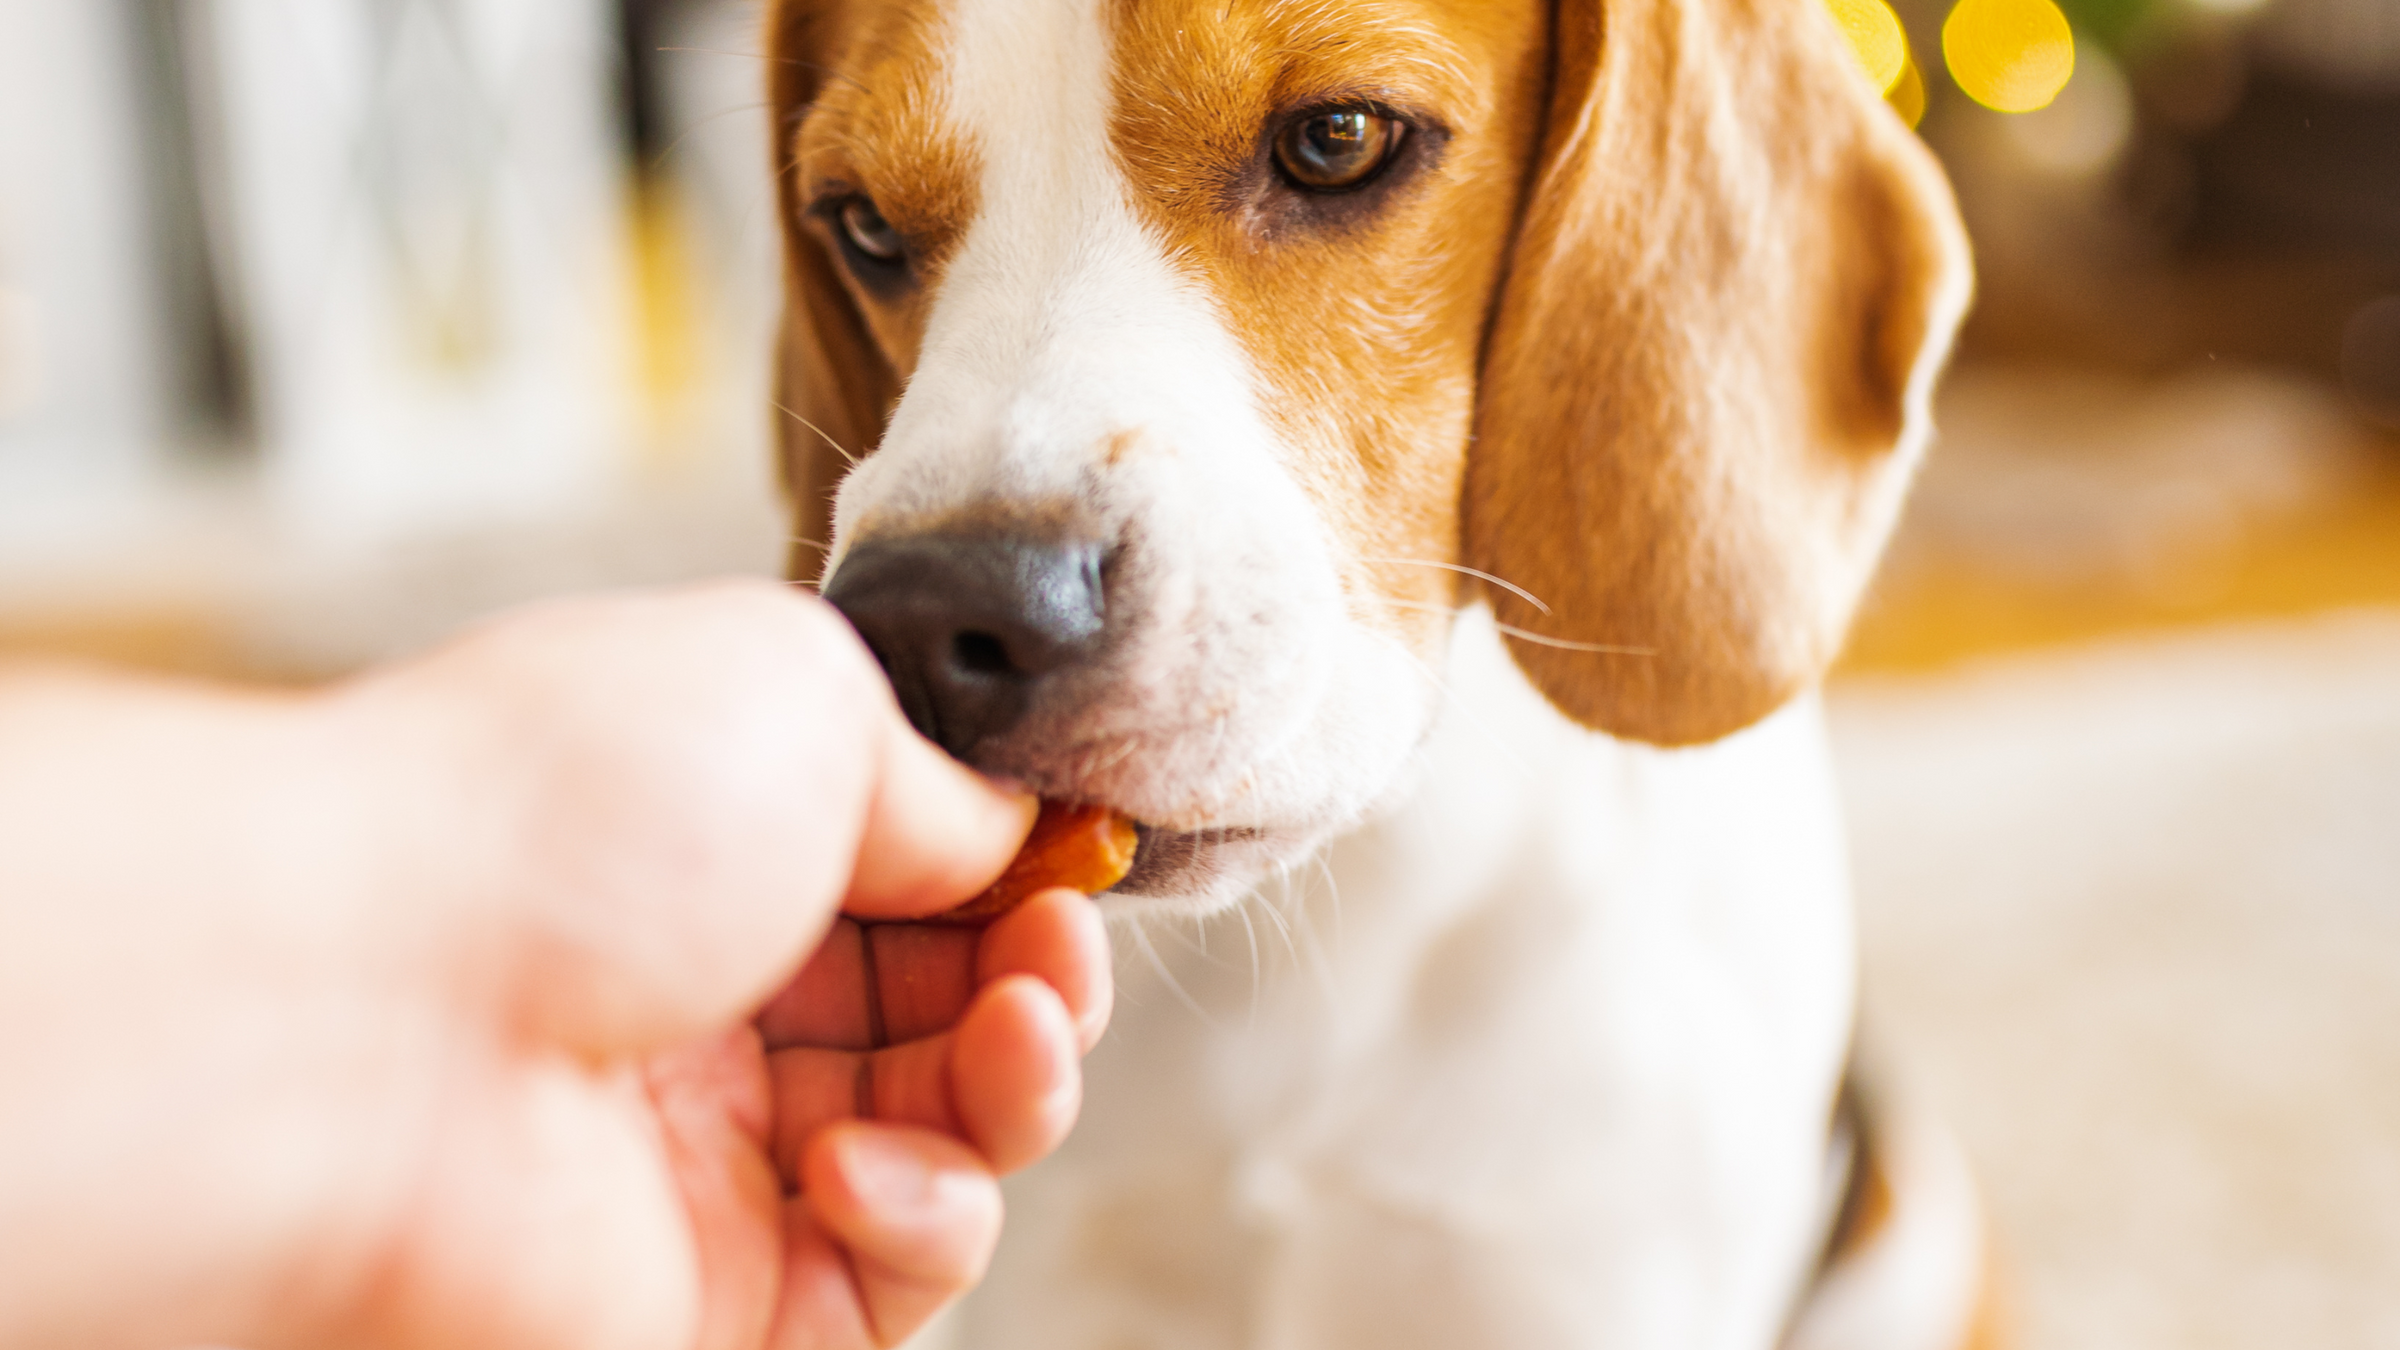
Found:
[1111,819,1270,899]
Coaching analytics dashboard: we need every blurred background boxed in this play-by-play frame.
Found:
[0,0,786,676]
[0,1,2392,1345]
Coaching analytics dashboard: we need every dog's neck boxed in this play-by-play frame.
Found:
[973,609,1862,1350]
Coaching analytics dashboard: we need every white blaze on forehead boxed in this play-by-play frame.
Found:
[833,0,1285,533]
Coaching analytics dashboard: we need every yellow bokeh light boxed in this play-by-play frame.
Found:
[1826,0,1910,93]
[1888,54,1928,127]
[1943,0,2075,112]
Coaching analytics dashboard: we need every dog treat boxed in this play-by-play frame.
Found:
[934,799,1139,923]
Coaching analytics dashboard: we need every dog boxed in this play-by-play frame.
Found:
[765,0,1984,1345]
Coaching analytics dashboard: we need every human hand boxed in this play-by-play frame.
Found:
[0,580,1113,1350]
[654,888,1112,1349]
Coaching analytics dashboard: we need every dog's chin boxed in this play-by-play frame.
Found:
[1095,821,1317,921]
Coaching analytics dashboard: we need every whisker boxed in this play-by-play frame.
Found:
[788,535,831,556]
[657,46,870,96]
[1361,596,1456,617]
[1129,924,1212,1024]
[772,399,860,467]
[1265,867,1297,960]
[644,100,770,173]
[1310,850,1345,970]
[1363,556,1553,615]
[1071,733,1146,789]
[1281,856,1341,1011]
[1364,591,1652,656]
[1363,581,1660,653]
[654,44,782,63]
[733,155,806,254]
[1357,589,1652,657]
[1254,878,1302,977]
[1491,622,1655,656]
[1235,901,1262,1030]
[1163,913,1220,965]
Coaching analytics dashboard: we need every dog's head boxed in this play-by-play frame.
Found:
[769,0,1970,915]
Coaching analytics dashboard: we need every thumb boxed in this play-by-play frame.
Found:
[842,709,1038,922]
[351,581,1024,1058]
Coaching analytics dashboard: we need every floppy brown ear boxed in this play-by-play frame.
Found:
[1464,0,1972,746]
[768,1,897,587]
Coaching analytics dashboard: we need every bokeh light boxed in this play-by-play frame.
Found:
[1943,0,2077,112]
[2000,40,2130,173]
[1889,54,1929,126]
[1827,0,1911,93]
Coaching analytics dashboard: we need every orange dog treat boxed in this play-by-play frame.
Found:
[937,800,1138,923]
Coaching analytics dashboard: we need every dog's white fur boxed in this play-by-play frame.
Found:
[964,608,1860,1349]
[806,0,1984,1344]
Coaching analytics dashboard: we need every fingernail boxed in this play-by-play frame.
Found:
[837,1129,936,1210]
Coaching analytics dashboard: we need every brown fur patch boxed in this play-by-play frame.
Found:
[1102,0,1550,655]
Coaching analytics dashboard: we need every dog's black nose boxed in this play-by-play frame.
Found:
[822,533,1107,762]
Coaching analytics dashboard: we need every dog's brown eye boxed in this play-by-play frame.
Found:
[840,197,904,263]
[1274,109,1402,191]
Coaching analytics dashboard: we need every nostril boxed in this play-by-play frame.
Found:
[953,630,1015,676]
[820,531,1109,762]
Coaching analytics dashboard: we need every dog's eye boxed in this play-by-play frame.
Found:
[839,197,905,264]
[1274,109,1403,191]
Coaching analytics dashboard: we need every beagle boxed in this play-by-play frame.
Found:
[767,0,1984,1346]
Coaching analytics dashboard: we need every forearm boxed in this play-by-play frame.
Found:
[0,663,381,1349]
[0,660,377,960]
[0,662,383,1033]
